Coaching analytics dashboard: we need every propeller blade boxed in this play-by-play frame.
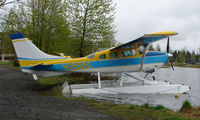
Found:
[167,37,169,53]
[152,75,156,80]
[170,63,175,71]
[169,60,175,71]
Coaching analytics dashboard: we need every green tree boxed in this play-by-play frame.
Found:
[185,51,191,63]
[66,0,116,57]
[172,50,178,62]
[148,44,154,51]
[191,51,196,64]
[177,50,186,63]
[0,0,73,55]
[156,44,161,51]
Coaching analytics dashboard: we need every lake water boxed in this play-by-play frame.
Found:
[73,67,200,111]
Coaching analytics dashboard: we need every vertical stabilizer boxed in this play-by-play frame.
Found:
[9,33,65,68]
[10,33,64,60]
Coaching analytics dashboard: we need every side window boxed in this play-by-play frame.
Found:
[87,53,95,58]
[99,54,106,59]
[110,52,119,58]
[121,49,136,57]
[122,50,131,57]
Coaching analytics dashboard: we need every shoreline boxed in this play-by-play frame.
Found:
[163,64,200,68]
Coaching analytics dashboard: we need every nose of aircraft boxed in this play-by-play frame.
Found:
[167,53,173,57]
[167,53,175,71]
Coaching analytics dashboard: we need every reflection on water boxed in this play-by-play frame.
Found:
[74,67,200,111]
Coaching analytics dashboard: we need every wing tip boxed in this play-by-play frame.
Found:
[9,32,26,40]
[147,31,178,36]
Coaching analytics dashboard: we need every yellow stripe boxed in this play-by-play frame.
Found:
[147,31,178,36]
[18,58,92,67]
[12,38,29,42]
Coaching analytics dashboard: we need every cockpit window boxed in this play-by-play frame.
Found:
[87,53,95,58]
[99,54,106,59]
[110,52,119,58]
[121,49,136,57]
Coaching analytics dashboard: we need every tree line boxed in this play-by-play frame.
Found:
[0,0,116,57]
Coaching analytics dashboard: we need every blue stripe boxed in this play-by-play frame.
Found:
[18,57,66,60]
[20,55,168,71]
[146,51,166,56]
[10,33,26,40]
[90,55,167,68]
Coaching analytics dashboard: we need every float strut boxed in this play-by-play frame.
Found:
[97,72,101,88]
[152,73,156,80]
[32,74,38,80]
[120,72,124,87]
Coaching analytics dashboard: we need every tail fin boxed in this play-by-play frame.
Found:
[9,33,64,67]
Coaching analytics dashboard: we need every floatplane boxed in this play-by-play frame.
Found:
[9,31,190,94]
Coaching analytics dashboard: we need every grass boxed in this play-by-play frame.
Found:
[32,75,73,97]
[0,61,15,68]
[175,63,200,68]
[180,100,193,113]
[64,97,198,120]
[37,86,63,97]
[179,101,200,119]
[38,75,73,86]
[163,63,200,68]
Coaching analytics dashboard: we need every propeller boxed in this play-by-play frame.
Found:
[166,37,175,71]
[170,60,175,71]
[167,37,170,53]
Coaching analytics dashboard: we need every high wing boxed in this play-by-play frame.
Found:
[111,31,177,50]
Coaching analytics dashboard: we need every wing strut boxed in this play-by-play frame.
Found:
[97,72,101,88]
[139,43,148,72]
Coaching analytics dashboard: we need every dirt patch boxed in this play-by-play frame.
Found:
[0,66,118,120]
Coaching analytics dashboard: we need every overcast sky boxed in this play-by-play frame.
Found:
[2,0,200,52]
[114,0,200,53]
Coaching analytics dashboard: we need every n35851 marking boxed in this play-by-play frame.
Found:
[62,62,92,70]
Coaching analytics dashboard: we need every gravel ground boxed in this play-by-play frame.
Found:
[0,66,118,120]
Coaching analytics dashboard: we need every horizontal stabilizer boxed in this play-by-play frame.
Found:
[30,63,53,70]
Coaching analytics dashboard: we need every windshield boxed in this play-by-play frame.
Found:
[86,53,95,58]
[138,45,144,54]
